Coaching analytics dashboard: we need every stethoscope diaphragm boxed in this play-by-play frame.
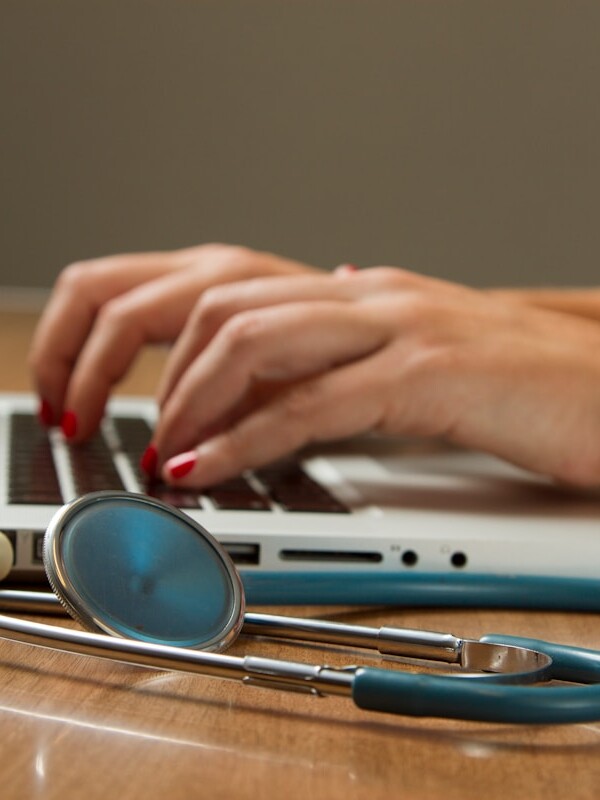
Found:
[44,492,245,651]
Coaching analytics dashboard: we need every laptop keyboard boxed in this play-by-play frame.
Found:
[9,413,62,504]
[8,413,349,513]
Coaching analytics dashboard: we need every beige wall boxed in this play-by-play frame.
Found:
[2,0,599,290]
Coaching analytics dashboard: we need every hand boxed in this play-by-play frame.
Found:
[489,287,600,322]
[151,267,600,489]
[29,243,318,438]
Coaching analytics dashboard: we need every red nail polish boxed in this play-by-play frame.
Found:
[38,398,54,427]
[167,452,197,480]
[61,410,77,439]
[140,444,158,478]
[334,263,358,276]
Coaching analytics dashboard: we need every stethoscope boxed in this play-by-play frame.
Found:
[1,491,600,725]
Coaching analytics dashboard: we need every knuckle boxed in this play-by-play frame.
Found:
[369,266,419,290]
[215,426,248,465]
[55,257,117,298]
[28,348,51,383]
[375,266,405,283]
[220,243,253,262]
[196,242,228,256]
[403,337,458,380]
[191,286,231,331]
[55,260,93,294]
[218,311,266,356]
[278,380,324,424]
[200,242,253,267]
[396,293,439,326]
[94,296,133,333]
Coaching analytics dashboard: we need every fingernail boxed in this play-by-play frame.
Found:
[140,444,158,478]
[38,398,54,427]
[166,451,197,480]
[61,410,77,439]
[334,263,358,276]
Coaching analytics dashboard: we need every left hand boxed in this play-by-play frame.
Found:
[150,267,600,489]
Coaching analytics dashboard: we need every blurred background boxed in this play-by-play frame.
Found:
[2,0,599,300]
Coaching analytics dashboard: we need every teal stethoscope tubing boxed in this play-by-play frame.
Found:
[480,634,600,684]
[354,634,600,725]
[355,632,600,723]
[241,571,600,609]
[4,490,600,725]
[353,668,600,724]
[2,608,600,724]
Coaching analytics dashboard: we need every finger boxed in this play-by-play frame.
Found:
[156,266,413,409]
[153,301,390,464]
[29,251,186,425]
[60,265,225,440]
[333,263,359,275]
[161,355,388,487]
[156,271,365,407]
[61,249,323,440]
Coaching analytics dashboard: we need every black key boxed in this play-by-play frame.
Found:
[255,461,349,513]
[8,413,62,505]
[114,416,348,512]
[67,435,125,493]
[112,416,153,479]
[204,477,270,511]
[113,416,153,459]
[113,417,202,507]
[145,483,202,509]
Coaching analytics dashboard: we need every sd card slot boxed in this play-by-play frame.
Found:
[279,549,382,564]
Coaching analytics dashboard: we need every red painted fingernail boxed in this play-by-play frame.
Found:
[38,398,54,427]
[61,410,77,439]
[140,444,158,478]
[334,263,358,275]
[167,452,197,480]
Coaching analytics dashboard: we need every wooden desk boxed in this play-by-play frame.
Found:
[1,310,599,800]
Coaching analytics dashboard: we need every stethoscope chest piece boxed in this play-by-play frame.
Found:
[2,490,599,725]
[43,492,245,651]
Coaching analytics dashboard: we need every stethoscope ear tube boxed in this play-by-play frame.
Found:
[5,491,600,726]
[480,634,600,684]
[4,606,600,725]
[351,667,600,724]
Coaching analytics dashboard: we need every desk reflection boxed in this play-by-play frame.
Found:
[2,610,600,800]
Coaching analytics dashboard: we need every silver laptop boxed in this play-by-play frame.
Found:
[2,391,600,608]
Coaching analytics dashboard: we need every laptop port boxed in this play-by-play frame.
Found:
[401,549,418,567]
[32,532,45,564]
[451,551,468,568]
[222,543,260,565]
[279,549,383,564]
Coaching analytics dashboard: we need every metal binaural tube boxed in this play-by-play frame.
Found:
[0,589,63,614]
[0,612,355,696]
[0,592,551,681]
[243,613,462,661]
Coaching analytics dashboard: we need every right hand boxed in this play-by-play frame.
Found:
[29,243,318,439]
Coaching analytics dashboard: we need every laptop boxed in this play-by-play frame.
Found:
[2,391,600,608]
